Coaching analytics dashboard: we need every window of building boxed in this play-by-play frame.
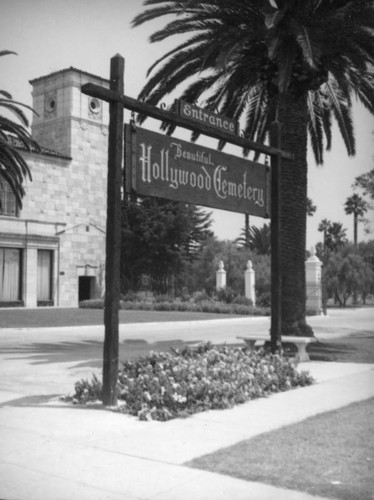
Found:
[37,250,53,303]
[0,177,18,217]
[0,248,22,301]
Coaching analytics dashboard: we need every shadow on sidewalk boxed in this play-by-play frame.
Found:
[0,339,203,369]
[0,393,107,411]
[1,394,61,408]
[308,331,374,363]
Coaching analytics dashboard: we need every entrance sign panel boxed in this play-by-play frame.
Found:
[126,125,270,218]
[178,100,238,136]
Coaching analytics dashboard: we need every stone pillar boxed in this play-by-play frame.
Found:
[216,260,226,290]
[245,260,256,306]
[24,247,37,307]
[306,246,322,314]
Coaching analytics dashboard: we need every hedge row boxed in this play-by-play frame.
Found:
[79,298,270,316]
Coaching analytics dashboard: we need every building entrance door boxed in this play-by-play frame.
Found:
[78,276,95,302]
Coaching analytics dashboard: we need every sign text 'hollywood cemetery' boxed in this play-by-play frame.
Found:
[125,125,270,218]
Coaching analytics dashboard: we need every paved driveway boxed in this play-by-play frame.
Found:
[0,308,373,397]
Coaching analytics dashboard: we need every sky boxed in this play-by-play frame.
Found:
[1,0,373,248]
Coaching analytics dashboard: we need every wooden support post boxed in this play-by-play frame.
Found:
[102,54,124,406]
[270,121,282,354]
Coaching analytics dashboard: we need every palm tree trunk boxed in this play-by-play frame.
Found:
[354,213,358,246]
[278,92,313,337]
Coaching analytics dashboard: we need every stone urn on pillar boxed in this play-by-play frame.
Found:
[216,260,227,290]
[245,260,256,306]
[306,246,322,315]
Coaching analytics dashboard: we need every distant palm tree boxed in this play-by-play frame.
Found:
[0,50,39,208]
[236,223,271,255]
[325,222,348,252]
[133,0,374,336]
[344,194,368,245]
[318,218,332,250]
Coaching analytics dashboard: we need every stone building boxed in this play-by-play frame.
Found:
[0,67,110,307]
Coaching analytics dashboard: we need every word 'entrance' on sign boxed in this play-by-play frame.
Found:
[177,100,239,136]
[125,125,270,218]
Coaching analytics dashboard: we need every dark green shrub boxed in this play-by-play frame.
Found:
[79,296,270,316]
[154,294,173,303]
[233,295,253,306]
[256,291,271,308]
[216,286,238,304]
[79,299,104,309]
[73,374,102,403]
[192,290,213,303]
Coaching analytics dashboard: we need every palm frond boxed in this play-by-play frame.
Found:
[325,78,355,156]
[293,25,315,69]
[0,50,17,58]
[1,50,40,207]
[133,0,373,164]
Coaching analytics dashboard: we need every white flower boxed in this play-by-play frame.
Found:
[172,393,187,404]
[143,391,151,402]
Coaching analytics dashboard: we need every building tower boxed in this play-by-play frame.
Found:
[29,68,110,306]
[0,67,110,308]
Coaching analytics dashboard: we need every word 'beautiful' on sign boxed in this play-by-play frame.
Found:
[125,126,270,218]
[178,100,238,136]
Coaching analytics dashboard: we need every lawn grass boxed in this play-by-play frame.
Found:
[308,331,374,363]
[0,307,240,329]
[187,397,374,500]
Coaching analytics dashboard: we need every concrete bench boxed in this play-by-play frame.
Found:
[237,335,317,362]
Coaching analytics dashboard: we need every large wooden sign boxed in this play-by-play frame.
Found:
[81,54,288,406]
[125,125,270,218]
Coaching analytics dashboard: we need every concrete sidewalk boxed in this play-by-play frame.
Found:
[1,311,374,499]
[1,362,373,499]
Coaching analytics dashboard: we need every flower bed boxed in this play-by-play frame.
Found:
[70,343,314,421]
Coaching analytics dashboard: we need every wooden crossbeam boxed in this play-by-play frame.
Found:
[81,82,293,161]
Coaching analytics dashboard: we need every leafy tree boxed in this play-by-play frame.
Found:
[189,237,249,295]
[353,168,374,200]
[344,194,369,245]
[357,240,374,303]
[0,50,39,208]
[132,0,374,336]
[251,253,271,307]
[190,236,271,305]
[323,244,374,306]
[121,197,212,294]
[307,198,317,217]
[236,223,271,255]
[187,234,226,294]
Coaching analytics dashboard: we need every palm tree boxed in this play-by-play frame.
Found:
[236,223,271,255]
[132,0,374,336]
[318,218,332,250]
[0,50,39,208]
[325,222,348,252]
[344,194,369,245]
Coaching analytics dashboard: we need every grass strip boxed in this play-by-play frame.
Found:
[187,397,374,500]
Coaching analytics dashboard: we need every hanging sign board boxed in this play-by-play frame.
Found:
[177,100,239,136]
[125,125,270,218]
